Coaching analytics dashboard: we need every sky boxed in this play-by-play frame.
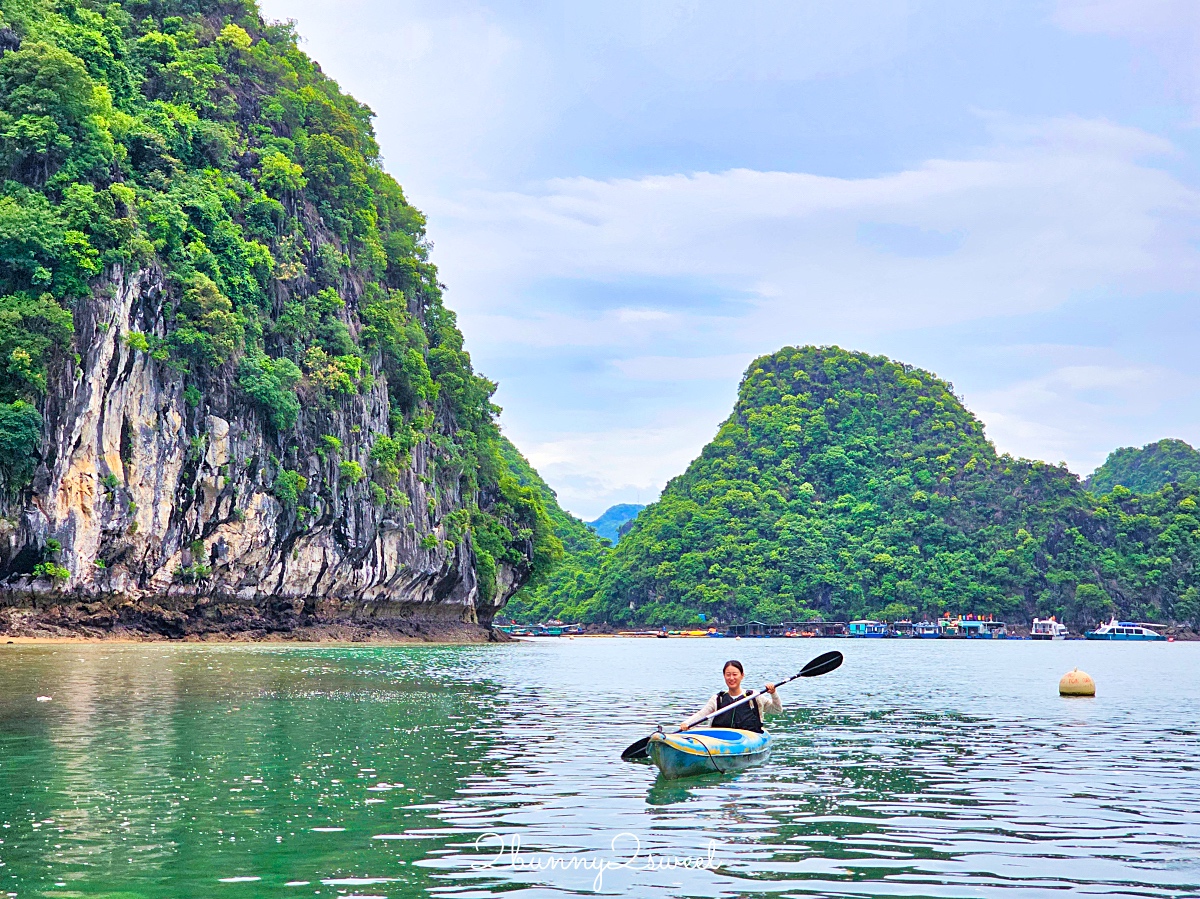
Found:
[259,0,1200,520]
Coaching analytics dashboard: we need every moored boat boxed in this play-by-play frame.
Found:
[1085,618,1166,641]
[1031,617,1069,640]
[647,728,771,779]
[914,620,940,638]
[848,619,889,637]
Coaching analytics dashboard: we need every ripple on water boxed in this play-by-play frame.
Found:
[0,639,1197,897]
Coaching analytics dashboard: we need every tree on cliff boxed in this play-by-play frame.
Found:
[1086,439,1200,495]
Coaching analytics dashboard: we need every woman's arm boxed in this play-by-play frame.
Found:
[679,694,719,730]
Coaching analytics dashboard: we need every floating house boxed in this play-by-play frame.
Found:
[848,619,889,637]
[939,616,1008,638]
[727,620,777,637]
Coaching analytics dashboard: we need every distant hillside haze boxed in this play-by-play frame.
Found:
[1086,439,1200,494]
[586,504,646,543]
[515,346,1200,629]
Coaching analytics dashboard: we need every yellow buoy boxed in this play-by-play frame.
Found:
[1059,668,1096,697]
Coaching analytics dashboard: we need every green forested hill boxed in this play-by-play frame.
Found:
[1086,439,1200,495]
[530,347,1200,628]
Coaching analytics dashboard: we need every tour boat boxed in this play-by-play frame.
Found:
[1085,618,1166,641]
[646,728,771,779]
[914,621,940,638]
[1030,617,1069,640]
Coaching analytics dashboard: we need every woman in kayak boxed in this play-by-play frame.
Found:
[679,660,781,733]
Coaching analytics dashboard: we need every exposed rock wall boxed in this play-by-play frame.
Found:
[0,266,517,636]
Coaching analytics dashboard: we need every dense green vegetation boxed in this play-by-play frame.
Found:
[586,503,644,544]
[524,347,1200,628]
[0,0,551,587]
[1086,438,1200,495]
[499,438,608,623]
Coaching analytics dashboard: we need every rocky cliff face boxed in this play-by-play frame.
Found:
[0,264,520,638]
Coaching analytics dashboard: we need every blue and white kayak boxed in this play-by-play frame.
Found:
[647,728,772,780]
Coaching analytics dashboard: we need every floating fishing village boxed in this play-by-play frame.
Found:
[497,615,1182,641]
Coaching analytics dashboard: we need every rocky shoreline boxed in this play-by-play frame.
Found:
[0,599,513,644]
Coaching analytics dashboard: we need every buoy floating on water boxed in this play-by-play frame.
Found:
[1059,668,1095,697]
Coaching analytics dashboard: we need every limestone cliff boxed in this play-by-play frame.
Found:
[0,262,532,637]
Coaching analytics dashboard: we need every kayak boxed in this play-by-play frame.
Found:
[647,728,772,779]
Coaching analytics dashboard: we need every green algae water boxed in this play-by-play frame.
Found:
[1,639,1197,898]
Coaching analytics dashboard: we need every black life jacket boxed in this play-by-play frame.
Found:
[711,690,763,732]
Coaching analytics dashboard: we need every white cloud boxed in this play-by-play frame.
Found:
[627,0,912,82]
[1056,0,1200,112]
[614,308,673,323]
[1055,0,1200,37]
[971,348,1198,475]
[258,0,541,191]
[259,0,919,200]
[435,116,1198,347]
[611,353,751,382]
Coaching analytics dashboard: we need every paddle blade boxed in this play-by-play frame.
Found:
[621,735,652,761]
[799,650,843,678]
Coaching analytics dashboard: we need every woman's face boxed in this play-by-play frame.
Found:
[724,665,744,691]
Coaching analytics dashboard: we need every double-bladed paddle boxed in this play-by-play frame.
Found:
[620,649,844,760]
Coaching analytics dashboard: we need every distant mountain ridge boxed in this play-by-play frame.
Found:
[1086,439,1200,494]
[586,504,645,543]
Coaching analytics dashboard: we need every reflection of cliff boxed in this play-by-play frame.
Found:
[43,649,184,872]
[0,646,506,891]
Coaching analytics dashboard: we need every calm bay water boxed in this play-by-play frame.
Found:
[0,638,1197,898]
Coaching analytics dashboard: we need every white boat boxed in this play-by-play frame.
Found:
[1030,617,1069,640]
[1085,618,1165,641]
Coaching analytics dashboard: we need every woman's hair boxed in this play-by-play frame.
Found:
[723,660,744,674]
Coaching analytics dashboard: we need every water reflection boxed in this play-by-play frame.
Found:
[645,770,728,806]
[0,645,510,898]
[1,640,1199,898]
